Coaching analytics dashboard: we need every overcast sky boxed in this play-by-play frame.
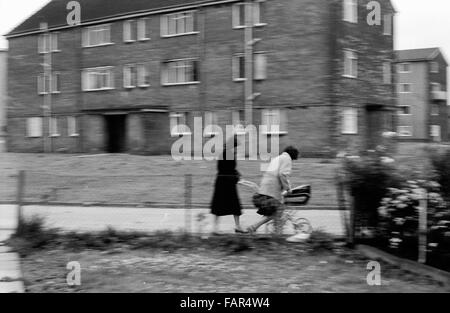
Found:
[0,0,449,69]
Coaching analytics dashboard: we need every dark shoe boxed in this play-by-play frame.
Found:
[235,228,249,234]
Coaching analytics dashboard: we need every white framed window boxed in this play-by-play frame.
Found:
[137,18,150,41]
[170,112,191,136]
[341,108,358,135]
[397,126,412,137]
[232,53,267,81]
[343,49,358,78]
[430,125,441,139]
[397,105,411,115]
[232,111,246,135]
[383,14,392,35]
[49,117,59,137]
[398,83,412,93]
[232,54,246,81]
[161,11,196,37]
[343,0,358,23]
[26,117,43,138]
[262,109,287,135]
[162,59,199,85]
[67,117,79,137]
[232,1,265,28]
[82,67,114,91]
[431,82,441,92]
[82,24,112,47]
[204,111,220,137]
[137,64,150,87]
[123,20,137,42]
[38,32,59,53]
[383,62,391,84]
[431,103,440,116]
[430,62,439,73]
[38,73,60,94]
[123,64,137,88]
[397,63,411,73]
[254,53,267,80]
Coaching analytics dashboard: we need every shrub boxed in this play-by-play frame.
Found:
[342,151,402,228]
[377,180,450,264]
[429,148,450,203]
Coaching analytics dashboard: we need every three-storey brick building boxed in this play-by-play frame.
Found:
[6,0,396,156]
[394,48,448,142]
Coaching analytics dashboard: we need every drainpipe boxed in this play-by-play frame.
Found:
[244,0,254,127]
[41,23,53,153]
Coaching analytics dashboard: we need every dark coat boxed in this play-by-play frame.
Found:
[210,150,242,216]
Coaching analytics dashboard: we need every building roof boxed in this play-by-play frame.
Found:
[6,0,235,37]
[395,48,442,62]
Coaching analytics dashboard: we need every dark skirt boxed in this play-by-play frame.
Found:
[210,175,242,216]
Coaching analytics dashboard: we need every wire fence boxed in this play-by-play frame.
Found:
[2,170,349,237]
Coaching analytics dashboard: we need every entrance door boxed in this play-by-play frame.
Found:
[366,106,388,150]
[105,114,127,153]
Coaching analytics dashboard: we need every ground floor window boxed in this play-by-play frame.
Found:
[261,109,287,135]
[430,125,441,139]
[170,112,191,136]
[27,117,43,137]
[341,108,358,135]
[397,105,411,115]
[49,117,60,137]
[397,126,412,137]
[68,117,79,137]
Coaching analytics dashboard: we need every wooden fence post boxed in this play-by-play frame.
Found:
[418,189,428,264]
[16,170,25,228]
[184,174,193,234]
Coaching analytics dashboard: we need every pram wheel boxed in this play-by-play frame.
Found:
[293,218,313,234]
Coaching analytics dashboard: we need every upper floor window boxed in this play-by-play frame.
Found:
[397,63,411,73]
[37,73,60,94]
[397,105,411,115]
[82,24,112,47]
[232,53,267,81]
[124,18,150,42]
[430,125,441,139]
[162,59,199,85]
[383,14,392,35]
[161,11,197,37]
[343,0,358,23]
[262,109,287,135]
[123,20,137,42]
[383,62,392,84]
[342,108,358,135]
[38,32,59,53]
[82,67,114,91]
[430,62,439,73]
[232,1,265,28]
[398,83,412,93]
[124,64,150,88]
[431,82,441,92]
[431,103,440,116]
[343,49,358,78]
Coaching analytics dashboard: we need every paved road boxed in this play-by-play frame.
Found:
[0,204,348,236]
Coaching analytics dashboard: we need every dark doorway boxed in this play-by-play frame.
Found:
[366,106,389,150]
[105,114,127,153]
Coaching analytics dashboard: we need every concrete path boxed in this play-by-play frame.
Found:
[0,205,24,293]
[1,204,348,236]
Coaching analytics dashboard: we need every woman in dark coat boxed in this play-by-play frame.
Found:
[210,135,246,234]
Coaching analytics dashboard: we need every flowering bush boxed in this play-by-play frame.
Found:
[429,148,450,203]
[377,180,450,262]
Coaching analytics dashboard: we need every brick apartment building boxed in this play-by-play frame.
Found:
[394,48,448,142]
[5,0,396,156]
[0,49,7,152]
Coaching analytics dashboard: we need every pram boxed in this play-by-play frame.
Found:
[238,180,313,235]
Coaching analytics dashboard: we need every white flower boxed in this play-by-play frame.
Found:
[381,157,395,164]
